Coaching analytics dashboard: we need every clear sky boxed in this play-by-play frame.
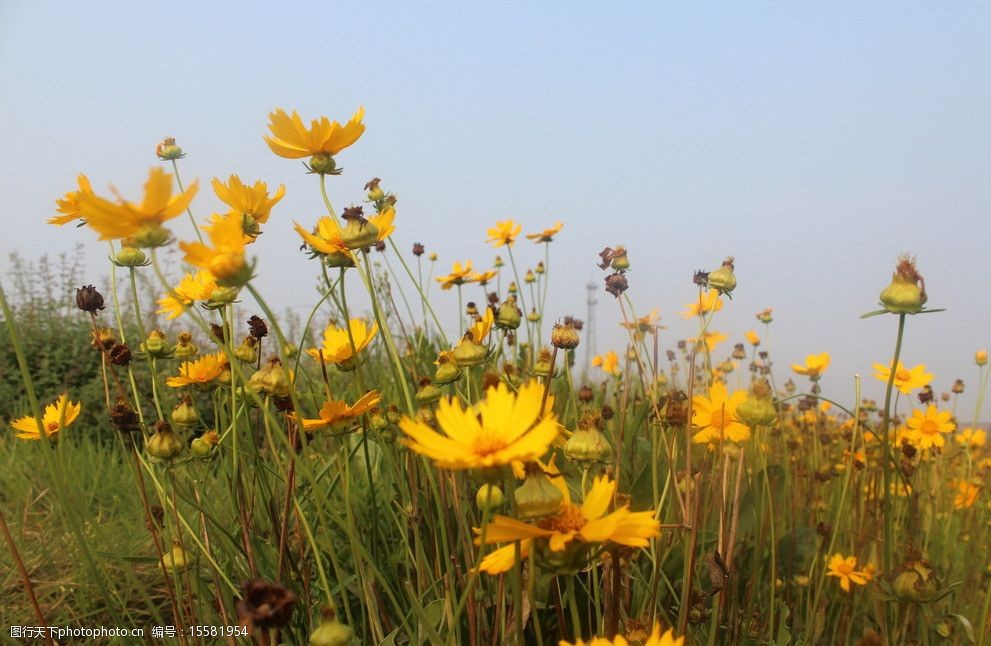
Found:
[1,1,989,415]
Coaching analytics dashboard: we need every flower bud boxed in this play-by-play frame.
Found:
[707,257,736,296]
[142,329,173,358]
[234,335,259,364]
[160,541,191,573]
[433,351,463,384]
[283,343,299,358]
[309,153,338,175]
[75,285,105,313]
[156,137,184,161]
[892,560,941,602]
[171,398,199,428]
[475,484,505,512]
[309,609,353,646]
[610,248,630,271]
[526,308,540,323]
[415,382,442,406]
[525,269,536,284]
[412,242,425,257]
[496,296,522,330]
[174,332,198,359]
[879,254,927,314]
[551,323,580,350]
[514,463,564,521]
[564,427,610,464]
[115,246,148,267]
[132,224,172,248]
[190,431,220,458]
[248,358,292,398]
[736,379,777,427]
[146,421,183,460]
[533,348,555,377]
[452,333,488,367]
[977,349,988,366]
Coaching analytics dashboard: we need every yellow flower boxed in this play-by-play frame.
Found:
[592,351,621,376]
[692,381,749,444]
[298,391,381,434]
[399,379,559,471]
[436,261,474,290]
[691,331,727,352]
[179,214,250,285]
[157,270,218,319]
[826,554,872,592]
[977,349,988,366]
[264,107,365,158]
[872,361,933,395]
[486,220,522,247]
[526,221,564,243]
[558,622,683,646]
[745,330,760,346]
[476,474,660,574]
[620,308,662,335]
[212,175,285,225]
[294,207,395,259]
[49,174,94,226]
[75,167,198,242]
[166,353,227,388]
[956,428,987,450]
[306,319,378,366]
[468,308,495,344]
[9,394,81,440]
[792,352,831,378]
[904,404,955,450]
[469,269,498,285]
[680,289,723,319]
[951,480,980,509]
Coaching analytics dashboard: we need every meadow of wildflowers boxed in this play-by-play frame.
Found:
[1,106,989,646]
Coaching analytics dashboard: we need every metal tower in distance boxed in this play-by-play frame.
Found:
[584,281,598,379]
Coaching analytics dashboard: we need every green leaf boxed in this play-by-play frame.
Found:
[859,309,888,319]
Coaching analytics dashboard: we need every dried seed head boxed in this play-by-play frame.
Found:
[236,580,297,630]
[75,285,105,313]
[247,315,268,339]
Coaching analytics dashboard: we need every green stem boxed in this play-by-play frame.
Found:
[170,159,203,243]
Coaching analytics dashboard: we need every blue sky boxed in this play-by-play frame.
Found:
[1,1,989,415]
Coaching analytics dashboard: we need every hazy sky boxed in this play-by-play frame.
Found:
[1,2,989,416]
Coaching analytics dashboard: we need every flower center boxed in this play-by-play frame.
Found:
[538,503,584,533]
[895,369,911,382]
[473,432,508,457]
[835,562,854,576]
[45,421,59,434]
[920,420,939,436]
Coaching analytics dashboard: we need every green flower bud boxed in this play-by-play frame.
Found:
[879,273,924,314]
[892,561,941,602]
[283,343,299,359]
[171,399,199,429]
[190,431,220,458]
[496,296,522,330]
[551,323,580,350]
[174,332,198,359]
[309,610,353,646]
[309,153,338,175]
[433,358,463,385]
[452,334,488,367]
[209,286,240,305]
[324,250,356,268]
[146,422,183,460]
[564,427,610,464]
[132,224,172,248]
[142,329,172,358]
[707,257,737,296]
[736,379,777,427]
[415,382,442,406]
[234,336,259,364]
[248,358,292,398]
[475,484,505,512]
[340,211,379,250]
[514,463,564,521]
[115,246,148,267]
[160,541,191,573]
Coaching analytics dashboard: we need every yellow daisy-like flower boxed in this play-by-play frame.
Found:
[306,319,378,365]
[399,379,559,471]
[526,221,564,243]
[872,360,933,395]
[436,261,474,290]
[620,308,662,335]
[792,352,831,378]
[9,394,81,440]
[294,207,396,258]
[951,480,980,509]
[486,220,522,248]
[745,330,760,346]
[264,107,366,158]
[691,331,727,352]
[212,175,285,225]
[157,270,218,320]
[179,214,249,285]
[49,174,94,226]
[476,474,660,574]
[468,308,495,344]
[692,381,749,444]
[592,351,621,376]
[825,553,872,592]
[298,391,381,434]
[956,427,987,450]
[904,404,955,450]
[680,289,723,319]
[75,167,198,242]
[166,353,227,388]
[469,269,498,286]
[559,622,684,646]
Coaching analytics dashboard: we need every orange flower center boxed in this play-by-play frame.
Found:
[538,503,584,533]
[895,369,911,382]
[45,421,59,434]
[920,420,939,436]
[473,433,508,457]
[834,561,854,576]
